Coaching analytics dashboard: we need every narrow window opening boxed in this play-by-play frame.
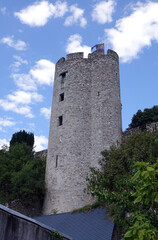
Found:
[60,72,67,87]
[61,72,66,83]
[97,91,100,96]
[59,93,64,102]
[56,155,58,168]
[58,116,63,126]
[116,72,118,78]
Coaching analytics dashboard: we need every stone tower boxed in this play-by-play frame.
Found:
[43,49,122,214]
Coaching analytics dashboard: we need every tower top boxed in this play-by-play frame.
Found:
[56,49,119,67]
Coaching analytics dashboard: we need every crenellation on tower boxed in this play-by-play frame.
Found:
[43,48,122,214]
[56,57,65,66]
[107,49,119,61]
[88,48,105,59]
[67,52,84,60]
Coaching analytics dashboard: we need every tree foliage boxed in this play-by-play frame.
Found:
[123,161,158,240]
[129,106,158,129]
[0,141,45,206]
[10,130,34,148]
[87,131,158,238]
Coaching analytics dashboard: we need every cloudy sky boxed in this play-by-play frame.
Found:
[0,0,158,151]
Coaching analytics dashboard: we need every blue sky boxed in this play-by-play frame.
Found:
[0,0,158,151]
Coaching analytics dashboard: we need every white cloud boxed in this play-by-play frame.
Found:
[105,1,158,62]
[0,90,43,118]
[11,56,28,72]
[11,62,21,71]
[7,90,43,104]
[0,139,9,150]
[0,7,6,15]
[0,36,27,50]
[12,58,55,90]
[92,0,115,24]
[66,34,91,58]
[30,59,55,85]
[0,57,55,118]
[40,107,51,119]
[13,55,28,65]
[0,99,34,118]
[14,0,68,27]
[54,1,68,18]
[34,135,48,151]
[64,4,87,27]
[0,118,16,131]
[12,73,37,91]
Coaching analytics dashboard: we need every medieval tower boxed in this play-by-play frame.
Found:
[43,48,122,214]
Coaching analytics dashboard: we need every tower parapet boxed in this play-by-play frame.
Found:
[107,49,119,61]
[44,49,122,214]
[88,48,105,59]
[67,52,84,60]
[56,57,65,65]
[56,49,119,69]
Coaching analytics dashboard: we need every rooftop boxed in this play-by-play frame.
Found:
[34,208,114,240]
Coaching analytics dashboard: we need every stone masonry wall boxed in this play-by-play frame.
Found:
[43,49,122,214]
[122,121,158,139]
[7,199,42,218]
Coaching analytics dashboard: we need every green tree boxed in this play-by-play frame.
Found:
[0,142,45,206]
[129,106,158,129]
[0,148,11,203]
[87,131,158,237]
[10,130,34,148]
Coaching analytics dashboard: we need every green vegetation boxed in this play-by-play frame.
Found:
[0,131,45,206]
[71,201,102,213]
[87,131,158,239]
[123,161,158,240]
[10,130,34,148]
[51,231,64,240]
[129,105,158,129]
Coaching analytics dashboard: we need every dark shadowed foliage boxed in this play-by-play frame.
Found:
[129,106,158,129]
[10,130,34,148]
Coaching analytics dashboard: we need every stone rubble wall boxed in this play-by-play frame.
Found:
[35,149,47,160]
[122,121,158,138]
[146,121,158,131]
[7,199,42,218]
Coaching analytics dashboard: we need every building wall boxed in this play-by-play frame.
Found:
[0,205,51,240]
[43,49,122,214]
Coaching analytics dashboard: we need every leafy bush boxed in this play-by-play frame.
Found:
[87,131,158,237]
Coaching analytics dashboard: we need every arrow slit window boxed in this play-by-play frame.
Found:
[58,116,63,126]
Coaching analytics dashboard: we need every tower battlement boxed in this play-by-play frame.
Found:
[44,48,122,214]
[56,49,119,68]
